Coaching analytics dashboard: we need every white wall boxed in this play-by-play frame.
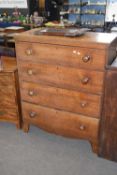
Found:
[106,0,117,21]
[0,0,28,9]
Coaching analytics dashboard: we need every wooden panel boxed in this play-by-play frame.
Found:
[0,57,21,128]
[21,82,101,118]
[0,73,14,86]
[99,70,117,161]
[18,61,104,94]
[0,56,17,71]
[0,85,16,106]
[16,43,106,70]
[0,72,16,107]
[0,108,17,120]
[15,31,117,49]
[22,101,99,140]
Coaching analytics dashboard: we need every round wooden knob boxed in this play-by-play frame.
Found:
[28,90,34,96]
[79,125,85,131]
[80,101,87,108]
[29,111,36,118]
[26,48,33,56]
[81,77,89,85]
[82,55,91,63]
[27,69,33,75]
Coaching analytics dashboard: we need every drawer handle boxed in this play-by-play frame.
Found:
[79,125,86,131]
[28,90,35,96]
[27,69,33,75]
[80,101,88,108]
[29,111,36,118]
[25,48,33,56]
[82,55,91,63]
[81,77,89,85]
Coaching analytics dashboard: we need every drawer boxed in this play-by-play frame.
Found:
[16,43,106,70]
[0,73,14,86]
[18,61,104,94]
[22,102,99,140]
[21,82,101,118]
[0,108,17,120]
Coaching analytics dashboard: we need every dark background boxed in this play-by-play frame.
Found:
[45,0,63,21]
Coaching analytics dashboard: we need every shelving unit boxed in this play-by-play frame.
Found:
[60,0,81,24]
[60,0,107,31]
[81,0,107,31]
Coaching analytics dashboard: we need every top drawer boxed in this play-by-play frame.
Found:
[16,42,106,70]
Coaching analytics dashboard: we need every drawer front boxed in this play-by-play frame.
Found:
[0,108,17,120]
[0,73,14,86]
[18,62,104,94]
[16,43,106,70]
[21,82,101,118]
[22,102,99,140]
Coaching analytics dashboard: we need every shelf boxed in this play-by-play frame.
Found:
[61,0,107,30]
[60,12,80,15]
[63,3,80,6]
[84,3,106,6]
[61,13,104,16]
[81,13,105,15]
[63,2,106,7]
[81,25,104,28]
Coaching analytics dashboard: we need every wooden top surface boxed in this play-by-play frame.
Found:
[15,28,117,49]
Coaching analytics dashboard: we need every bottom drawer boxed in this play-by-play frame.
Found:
[22,102,99,140]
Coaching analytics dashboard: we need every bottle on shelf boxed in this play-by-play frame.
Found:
[60,15,64,26]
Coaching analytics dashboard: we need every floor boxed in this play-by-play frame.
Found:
[0,123,117,175]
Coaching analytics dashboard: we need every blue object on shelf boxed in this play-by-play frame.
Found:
[0,22,19,28]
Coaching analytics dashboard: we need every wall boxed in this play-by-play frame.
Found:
[106,0,117,21]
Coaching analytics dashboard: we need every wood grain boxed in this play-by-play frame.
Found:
[99,70,117,161]
[15,30,117,49]
[0,56,21,128]
[15,30,117,160]
[21,81,101,118]
[18,61,104,94]
[16,42,106,70]
[22,101,99,141]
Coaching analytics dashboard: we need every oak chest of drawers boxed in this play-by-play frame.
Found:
[0,56,21,128]
[15,29,117,156]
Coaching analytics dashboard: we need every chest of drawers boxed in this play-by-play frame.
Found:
[0,56,21,128]
[15,30,117,156]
